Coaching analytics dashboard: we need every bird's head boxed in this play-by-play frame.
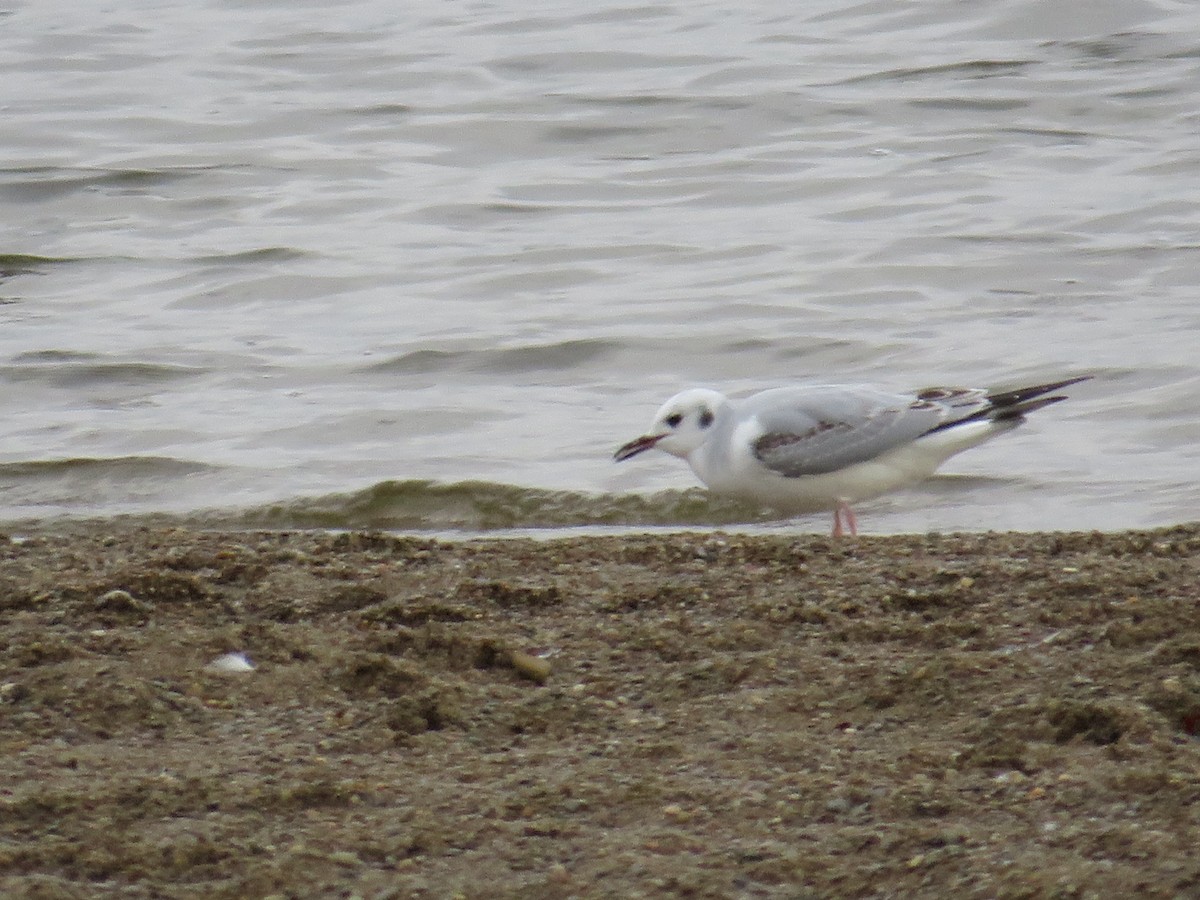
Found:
[614,388,727,462]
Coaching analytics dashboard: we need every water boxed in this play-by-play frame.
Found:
[2,0,1198,533]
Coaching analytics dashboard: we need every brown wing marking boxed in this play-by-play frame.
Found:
[752,421,852,460]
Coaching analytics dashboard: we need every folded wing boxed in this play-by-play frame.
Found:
[750,376,1089,478]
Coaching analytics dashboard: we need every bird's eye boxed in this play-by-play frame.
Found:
[664,413,683,428]
[699,409,714,428]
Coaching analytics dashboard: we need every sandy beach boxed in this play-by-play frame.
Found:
[2,522,1199,898]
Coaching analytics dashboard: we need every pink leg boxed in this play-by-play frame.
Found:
[831,501,858,538]
[844,503,858,536]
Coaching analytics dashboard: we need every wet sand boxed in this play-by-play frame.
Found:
[2,523,1199,898]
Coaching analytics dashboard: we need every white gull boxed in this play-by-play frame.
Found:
[614,376,1090,536]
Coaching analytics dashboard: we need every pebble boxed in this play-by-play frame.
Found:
[206,652,256,673]
[509,650,552,683]
[94,589,150,615]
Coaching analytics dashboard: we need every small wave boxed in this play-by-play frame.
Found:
[0,253,85,279]
[192,247,309,265]
[365,348,461,375]
[365,339,619,377]
[2,352,207,387]
[835,59,1035,86]
[0,166,201,203]
[0,456,217,480]
[230,479,770,531]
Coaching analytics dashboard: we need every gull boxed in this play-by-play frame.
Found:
[614,375,1090,536]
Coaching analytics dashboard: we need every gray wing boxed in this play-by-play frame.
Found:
[745,385,987,477]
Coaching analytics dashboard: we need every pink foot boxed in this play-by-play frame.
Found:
[831,501,858,537]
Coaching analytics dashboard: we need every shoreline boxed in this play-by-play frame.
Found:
[1,510,1191,541]
[3,522,1199,897]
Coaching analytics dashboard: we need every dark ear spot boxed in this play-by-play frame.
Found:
[665,413,683,428]
[699,409,714,428]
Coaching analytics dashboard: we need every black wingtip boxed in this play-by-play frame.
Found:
[923,375,1089,436]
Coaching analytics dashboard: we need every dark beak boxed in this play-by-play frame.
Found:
[614,433,664,462]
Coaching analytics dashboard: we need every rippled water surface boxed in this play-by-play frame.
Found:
[1,0,1198,532]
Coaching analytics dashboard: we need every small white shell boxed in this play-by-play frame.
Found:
[206,651,256,673]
